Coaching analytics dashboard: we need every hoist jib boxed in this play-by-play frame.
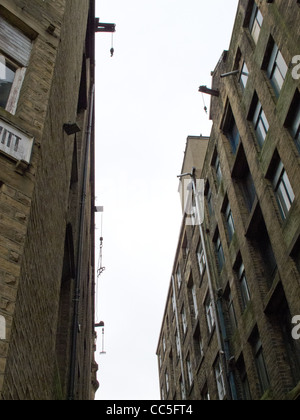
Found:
[95,19,116,33]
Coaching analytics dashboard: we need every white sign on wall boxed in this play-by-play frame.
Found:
[0,118,34,165]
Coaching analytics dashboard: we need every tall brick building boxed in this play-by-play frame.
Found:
[157,0,300,400]
[0,0,99,399]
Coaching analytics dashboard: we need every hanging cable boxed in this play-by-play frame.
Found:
[110,32,114,57]
[201,92,208,114]
[97,210,106,278]
[97,236,106,277]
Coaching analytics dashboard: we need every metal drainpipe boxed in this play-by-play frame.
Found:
[189,168,236,400]
[68,84,95,400]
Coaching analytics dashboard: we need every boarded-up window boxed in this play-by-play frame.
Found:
[0,17,32,114]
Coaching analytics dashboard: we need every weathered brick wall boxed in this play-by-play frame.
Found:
[0,0,95,400]
[158,0,300,401]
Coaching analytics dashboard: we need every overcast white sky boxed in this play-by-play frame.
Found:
[94,0,239,400]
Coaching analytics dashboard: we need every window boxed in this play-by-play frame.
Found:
[285,90,300,153]
[247,206,277,286]
[215,232,225,272]
[252,98,269,148]
[165,371,169,394]
[193,323,204,363]
[182,234,189,261]
[258,217,277,285]
[249,3,263,44]
[186,354,193,387]
[197,241,206,276]
[238,262,251,311]
[214,358,226,400]
[224,288,237,332]
[271,160,295,220]
[240,61,249,90]
[172,293,176,314]
[223,104,240,154]
[181,306,188,335]
[180,376,186,400]
[224,200,235,242]
[176,265,182,289]
[228,118,240,155]
[201,383,210,401]
[205,294,215,334]
[214,154,223,186]
[250,330,270,395]
[0,57,17,109]
[232,146,256,212]
[236,356,252,400]
[243,169,256,211]
[163,335,166,353]
[192,285,198,319]
[266,42,288,97]
[0,17,32,114]
[188,274,198,320]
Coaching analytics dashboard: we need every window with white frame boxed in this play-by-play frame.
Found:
[205,294,215,334]
[197,241,206,276]
[176,265,182,289]
[180,376,186,400]
[240,61,249,90]
[163,335,166,353]
[192,285,198,319]
[0,17,32,114]
[291,101,300,153]
[223,102,241,155]
[271,160,295,220]
[225,288,237,331]
[193,323,204,362]
[252,97,269,148]
[181,306,188,335]
[172,292,176,314]
[215,233,225,272]
[186,354,193,387]
[165,371,169,394]
[267,42,288,97]
[214,358,226,400]
[249,2,263,44]
[225,200,235,242]
[286,90,300,153]
[214,154,223,186]
[238,262,251,311]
